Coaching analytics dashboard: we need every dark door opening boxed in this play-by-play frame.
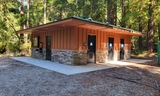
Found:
[120,39,124,60]
[108,37,114,61]
[46,36,51,60]
[87,35,96,63]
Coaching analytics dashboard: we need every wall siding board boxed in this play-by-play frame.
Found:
[74,27,78,49]
[82,28,86,49]
[55,30,58,49]
[71,27,74,49]
[32,27,131,51]
[78,28,83,50]
[97,31,100,49]
[64,28,67,49]
[67,28,70,49]
[69,28,72,49]
[61,29,64,49]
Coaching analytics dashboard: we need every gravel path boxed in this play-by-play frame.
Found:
[0,58,160,96]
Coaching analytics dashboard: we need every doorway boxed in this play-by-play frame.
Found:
[120,39,124,60]
[87,35,96,63]
[46,36,51,60]
[108,37,114,61]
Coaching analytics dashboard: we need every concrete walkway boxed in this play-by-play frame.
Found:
[11,57,153,75]
[11,57,116,75]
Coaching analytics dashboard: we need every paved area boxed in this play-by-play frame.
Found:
[11,57,116,75]
[11,57,152,75]
[104,59,152,65]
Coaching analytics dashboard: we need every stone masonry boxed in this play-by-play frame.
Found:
[113,50,120,61]
[96,50,108,63]
[31,48,46,60]
[31,48,131,65]
[96,50,131,63]
[124,50,131,60]
[51,50,87,65]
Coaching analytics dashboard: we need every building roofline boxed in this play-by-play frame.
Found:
[17,16,145,35]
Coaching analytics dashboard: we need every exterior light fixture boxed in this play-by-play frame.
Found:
[54,19,57,21]
[117,25,121,27]
[88,17,92,21]
[106,22,109,26]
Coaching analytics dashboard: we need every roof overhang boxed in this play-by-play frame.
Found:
[17,17,145,36]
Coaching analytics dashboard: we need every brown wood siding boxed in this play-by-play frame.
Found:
[32,27,131,51]
[73,27,131,50]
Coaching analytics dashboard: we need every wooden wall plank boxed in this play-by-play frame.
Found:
[74,27,79,50]
[55,30,57,49]
[78,28,82,50]
[97,31,100,50]
[67,28,70,49]
[71,27,74,49]
[82,28,87,49]
[60,29,63,49]
[32,27,132,51]
[63,28,67,49]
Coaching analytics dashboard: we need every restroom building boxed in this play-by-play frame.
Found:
[18,16,144,65]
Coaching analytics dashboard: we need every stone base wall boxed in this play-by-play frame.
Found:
[51,50,87,65]
[124,50,131,60]
[96,50,108,63]
[113,50,120,61]
[96,50,131,62]
[31,48,46,60]
[31,48,131,65]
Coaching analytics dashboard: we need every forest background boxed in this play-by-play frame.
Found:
[0,0,159,56]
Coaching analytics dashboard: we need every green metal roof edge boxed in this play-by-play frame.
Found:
[17,16,145,35]
[17,16,74,32]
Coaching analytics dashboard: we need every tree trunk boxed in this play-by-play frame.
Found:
[24,0,30,43]
[59,8,62,20]
[27,0,30,28]
[107,0,117,25]
[138,20,143,50]
[20,0,24,43]
[138,1,143,50]
[44,0,46,24]
[81,0,85,17]
[20,0,24,30]
[158,23,160,41]
[121,0,126,27]
[147,0,154,52]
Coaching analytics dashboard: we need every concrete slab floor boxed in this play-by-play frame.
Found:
[11,57,116,75]
[11,57,153,75]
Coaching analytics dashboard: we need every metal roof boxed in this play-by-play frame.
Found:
[17,16,145,36]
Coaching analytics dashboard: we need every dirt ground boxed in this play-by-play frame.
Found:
[0,58,160,96]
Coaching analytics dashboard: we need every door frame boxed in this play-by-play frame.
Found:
[108,37,114,61]
[120,38,125,60]
[46,36,52,60]
[87,34,96,63]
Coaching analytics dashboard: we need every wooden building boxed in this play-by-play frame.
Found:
[18,17,144,65]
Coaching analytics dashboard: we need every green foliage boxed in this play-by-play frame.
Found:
[8,41,21,53]
[20,42,31,55]
[0,0,159,56]
[0,42,6,54]
[131,49,147,55]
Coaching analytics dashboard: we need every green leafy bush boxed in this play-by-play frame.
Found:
[0,42,6,54]
[8,41,21,53]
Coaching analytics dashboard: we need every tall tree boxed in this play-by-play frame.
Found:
[138,1,143,50]
[44,0,47,24]
[20,0,24,30]
[27,0,30,28]
[107,0,117,25]
[121,0,126,27]
[147,0,154,52]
